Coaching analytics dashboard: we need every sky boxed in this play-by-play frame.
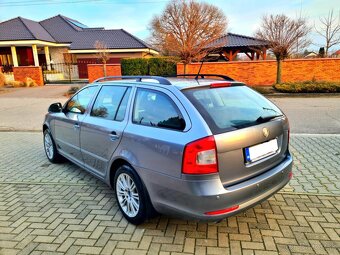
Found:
[0,0,339,52]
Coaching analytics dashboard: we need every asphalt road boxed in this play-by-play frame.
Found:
[0,86,339,134]
[0,86,70,131]
[269,96,340,134]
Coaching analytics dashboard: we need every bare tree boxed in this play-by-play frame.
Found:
[256,14,311,84]
[149,0,227,73]
[315,10,340,56]
[95,40,110,77]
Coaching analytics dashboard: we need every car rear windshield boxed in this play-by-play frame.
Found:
[183,86,283,134]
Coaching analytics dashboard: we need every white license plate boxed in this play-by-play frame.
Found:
[245,139,278,163]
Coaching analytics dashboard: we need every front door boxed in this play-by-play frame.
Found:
[54,86,97,164]
[80,85,132,176]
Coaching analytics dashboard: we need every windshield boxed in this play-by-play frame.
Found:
[183,86,283,134]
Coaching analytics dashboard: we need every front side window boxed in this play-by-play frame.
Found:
[91,86,129,121]
[132,88,185,131]
[66,86,96,114]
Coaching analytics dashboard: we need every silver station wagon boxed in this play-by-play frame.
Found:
[43,74,293,225]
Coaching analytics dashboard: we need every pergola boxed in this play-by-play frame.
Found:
[210,33,269,61]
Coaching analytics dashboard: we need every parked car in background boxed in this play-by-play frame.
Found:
[43,75,293,225]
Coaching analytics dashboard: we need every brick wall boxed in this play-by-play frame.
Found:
[13,66,44,86]
[88,64,122,83]
[177,58,340,86]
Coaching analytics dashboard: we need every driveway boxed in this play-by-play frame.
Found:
[0,86,70,131]
[0,132,339,255]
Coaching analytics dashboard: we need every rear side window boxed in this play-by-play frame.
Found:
[91,86,130,121]
[132,88,185,131]
[183,86,282,134]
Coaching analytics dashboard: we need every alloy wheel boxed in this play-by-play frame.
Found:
[116,173,140,217]
[44,133,54,159]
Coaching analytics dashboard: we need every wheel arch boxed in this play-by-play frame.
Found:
[109,157,158,218]
[109,158,133,189]
[43,124,49,132]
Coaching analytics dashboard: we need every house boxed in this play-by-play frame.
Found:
[0,15,158,80]
[331,49,340,58]
[304,51,318,58]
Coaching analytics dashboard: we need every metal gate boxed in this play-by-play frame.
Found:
[42,60,97,84]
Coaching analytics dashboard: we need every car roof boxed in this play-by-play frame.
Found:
[167,78,243,90]
[91,77,244,90]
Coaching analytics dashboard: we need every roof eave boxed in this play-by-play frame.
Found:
[68,48,159,54]
[0,40,70,47]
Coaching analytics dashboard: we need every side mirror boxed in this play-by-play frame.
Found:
[48,102,63,113]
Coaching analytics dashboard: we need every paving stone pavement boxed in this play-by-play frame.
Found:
[0,132,339,255]
[287,134,340,195]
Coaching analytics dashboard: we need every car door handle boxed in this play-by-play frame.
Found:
[109,131,119,141]
[74,123,80,129]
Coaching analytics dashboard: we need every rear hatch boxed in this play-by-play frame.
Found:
[183,84,289,187]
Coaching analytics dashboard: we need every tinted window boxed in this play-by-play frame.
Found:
[183,86,283,134]
[66,86,96,114]
[91,86,128,121]
[133,88,185,131]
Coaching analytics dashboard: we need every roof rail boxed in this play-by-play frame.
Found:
[92,76,172,85]
[174,74,234,81]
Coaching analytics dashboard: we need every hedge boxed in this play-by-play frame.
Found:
[121,57,178,76]
[274,81,340,93]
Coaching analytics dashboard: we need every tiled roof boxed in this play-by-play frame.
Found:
[0,17,55,42]
[39,15,84,43]
[0,15,153,51]
[21,17,56,42]
[39,15,150,49]
[70,29,150,50]
[211,33,269,48]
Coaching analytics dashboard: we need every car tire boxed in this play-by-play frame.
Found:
[114,165,156,225]
[43,129,63,163]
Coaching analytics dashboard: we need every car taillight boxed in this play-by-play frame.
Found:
[210,82,231,88]
[182,136,218,174]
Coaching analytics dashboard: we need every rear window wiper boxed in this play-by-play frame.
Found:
[256,115,282,123]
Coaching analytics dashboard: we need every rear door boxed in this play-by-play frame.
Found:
[122,87,190,178]
[80,85,132,177]
[183,85,289,187]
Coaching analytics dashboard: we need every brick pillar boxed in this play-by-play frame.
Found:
[87,64,121,83]
[13,66,44,86]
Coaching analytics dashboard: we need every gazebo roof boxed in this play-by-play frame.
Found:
[210,33,269,49]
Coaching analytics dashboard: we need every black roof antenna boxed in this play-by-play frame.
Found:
[195,60,204,80]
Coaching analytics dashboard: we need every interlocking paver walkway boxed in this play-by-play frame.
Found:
[0,132,339,255]
[285,134,340,195]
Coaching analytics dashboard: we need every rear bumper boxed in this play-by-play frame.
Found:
[141,153,293,221]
